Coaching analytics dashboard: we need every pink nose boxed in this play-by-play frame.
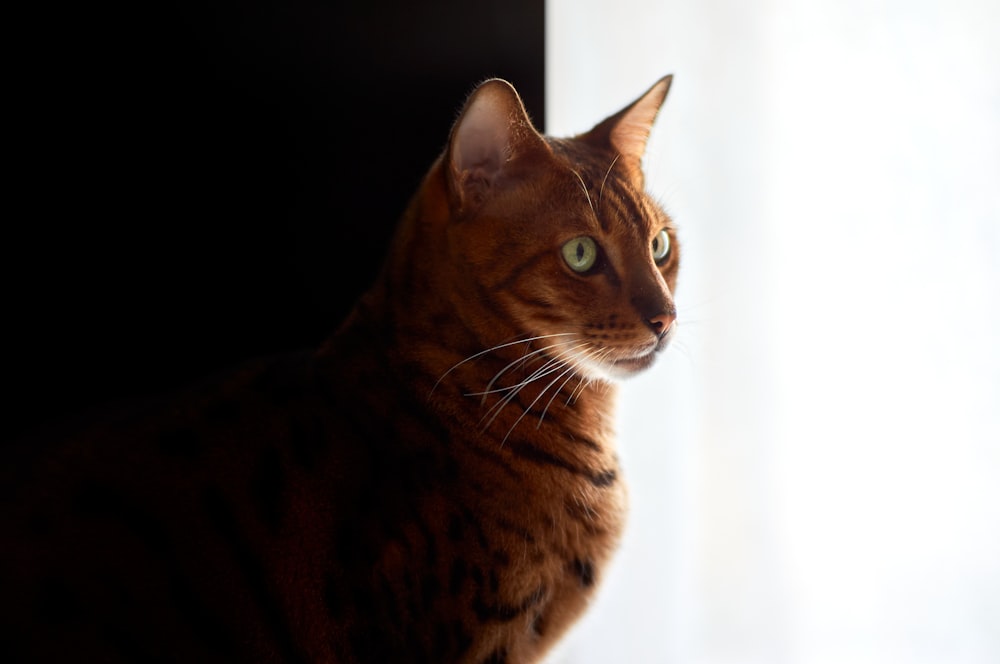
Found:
[649,312,676,336]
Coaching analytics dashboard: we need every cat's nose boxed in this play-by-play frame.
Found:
[648,312,676,337]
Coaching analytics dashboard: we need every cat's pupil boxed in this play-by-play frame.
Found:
[575,242,585,261]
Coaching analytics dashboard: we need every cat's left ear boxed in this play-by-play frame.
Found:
[446,78,549,214]
[580,75,673,180]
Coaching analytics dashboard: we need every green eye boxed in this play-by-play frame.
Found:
[651,228,671,263]
[562,236,598,272]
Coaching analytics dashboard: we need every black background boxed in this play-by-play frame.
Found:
[6,0,544,442]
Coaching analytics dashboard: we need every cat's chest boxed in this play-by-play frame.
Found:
[441,469,626,662]
[290,342,628,659]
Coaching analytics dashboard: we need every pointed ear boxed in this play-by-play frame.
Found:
[446,78,548,213]
[580,75,672,178]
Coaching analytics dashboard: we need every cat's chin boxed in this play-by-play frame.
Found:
[612,353,659,375]
[574,349,660,383]
[606,352,660,380]
[579,326,676,381]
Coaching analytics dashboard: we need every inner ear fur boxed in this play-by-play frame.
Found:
[446,78,548,213]
[577,75,673,180]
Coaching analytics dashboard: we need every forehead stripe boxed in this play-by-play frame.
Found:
[598,181,648,237]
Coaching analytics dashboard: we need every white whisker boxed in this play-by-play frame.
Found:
[478,349,582,432]
[430,332,575,396]
[537,366,581,428]
[565,345,615,398]
[597,154,621,209]
[570,168,595,216]
[475,340,587,401]
[502,361,581,445]
[566,374,589,406]
[477,339,595,441]
[429,329,621,444]
[468,338,584,402]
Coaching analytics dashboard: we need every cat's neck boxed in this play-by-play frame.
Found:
[345,161,525,368]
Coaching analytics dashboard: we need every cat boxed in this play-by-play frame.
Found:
[1,74,678,663]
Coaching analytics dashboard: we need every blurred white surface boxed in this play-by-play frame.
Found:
[546,1,1000,662]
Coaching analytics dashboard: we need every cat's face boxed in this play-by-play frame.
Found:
[443,77,678,383]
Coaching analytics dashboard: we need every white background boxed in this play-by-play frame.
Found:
[546,1,1000,662]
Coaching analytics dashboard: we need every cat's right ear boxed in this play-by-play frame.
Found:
[446,79,548,214]
[578,75,673,184]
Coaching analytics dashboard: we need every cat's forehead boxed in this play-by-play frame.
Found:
[547,137,666,235]
[548,137,616,177]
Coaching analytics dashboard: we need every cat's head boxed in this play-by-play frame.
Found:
[439,76,678,383]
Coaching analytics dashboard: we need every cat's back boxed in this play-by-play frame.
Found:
[0,320,472,662]
[0,348,368,662]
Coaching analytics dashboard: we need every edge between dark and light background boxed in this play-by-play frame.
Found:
[5,0,544,442]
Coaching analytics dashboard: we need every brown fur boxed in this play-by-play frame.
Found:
[1,76,678,663]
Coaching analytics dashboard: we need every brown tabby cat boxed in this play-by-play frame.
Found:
[1,75,678,663]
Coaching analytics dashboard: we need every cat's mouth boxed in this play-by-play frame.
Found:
[604,323,676,376]
[563,323,676,381]
[590,344,659,379]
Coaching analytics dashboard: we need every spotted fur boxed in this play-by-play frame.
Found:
[1,76,678,663]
